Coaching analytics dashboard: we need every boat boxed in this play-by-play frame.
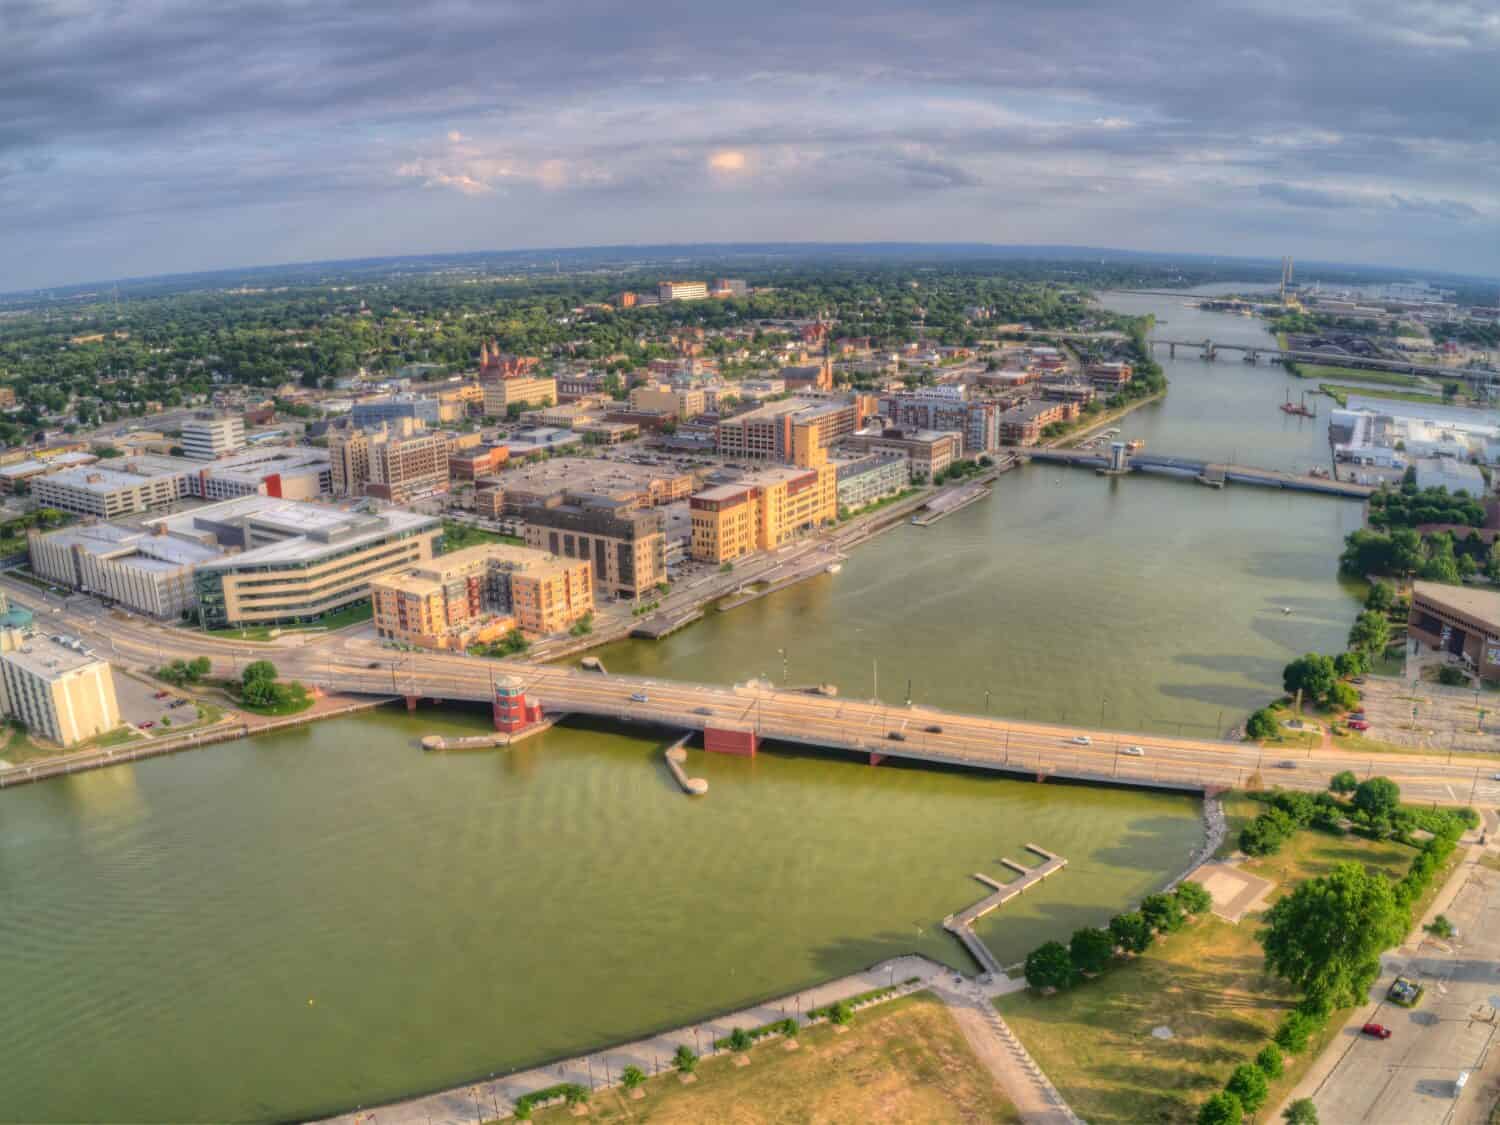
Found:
[1126,439,1145,452]
[826,563,843,574]
[1279,390,1315,418]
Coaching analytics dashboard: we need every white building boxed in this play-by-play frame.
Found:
[28,523,224,618]
[1413,457,1487,496]
[0,631,120,747]
[32,464,189,518]
[180,412,246,460]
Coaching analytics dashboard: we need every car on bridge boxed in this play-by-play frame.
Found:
[692,706,713,716]
[1068,736,1091,746]
[629,692,649,703]
[887,731,907,741]
[1122,745,1145,757]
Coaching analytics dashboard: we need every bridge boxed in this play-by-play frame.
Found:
[1026,449,1376,499]
[1150,337,1497,383]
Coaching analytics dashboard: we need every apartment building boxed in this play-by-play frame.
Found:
[658,280,709,302]
[1086,362,1133,393]
[484,457,695,515]
[328,423,449,501]
[481,374,557,416]
[628,383,707,420]
[689,463,838,564]
[881,387,1000,454]
[842,427,961,482]
[835,454,908,512]
[521,497,665,599]
[180,496,442,628]
[449,445,509,482]
[999,400,1079,446]
[716,397,861,463]
[371,543,592,648]
[0,631,120,747]
[28,523,223,618]
[180,412,246,460]
[32,464,189,518]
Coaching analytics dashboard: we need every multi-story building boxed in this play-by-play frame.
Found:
[1039,380,1098,407]
[182,496,443,628]
[658,280,709,302]
[842,427,961,482]
[328,427,371,497]
[449,446,509,482]
[484,457,695,515]
[881,387,1000,454]
[688,463,838,564]
[779,361,833,393]
[328,423,449,502]
[180,412,246,460]
[716,397,861,463]
[478,344,540,379]
[0,450,99,493]
[835,454,908,512]
[371,543,593,647]
[999,400,1078,446]
[521,496,665,599]
[628,384,706,420]
[711,278,748,297]
[0,630,120,747]
[32,464,190,518]
[1086,362,1133,393]
[1408,582,1500,683]
[556,372,610,402]
[481,374,557,417]
[28,523,224,618]
[350,394,443,430]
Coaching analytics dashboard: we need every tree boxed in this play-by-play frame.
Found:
[188,656,211,680]
[1024,941,1074,990]
[1334,650,1368,679]
[1262,861,1406,1009]
[1246,708,1279,741]
[1226,1062,1269,1113]
[1140,892,1185,933]
[1347,611,1390,655]
[1283,653,1337,704]
[1256,1044,1285,1078]
[1353,777,1401,820]
[1274,1009,1322,1054]
[1109,911,1152,954]
[621,1064,645,1091]
[1330,770,1358,794]
[1284,1098,1319,1124]
[672,1045,698,1074]
[1069,927,1115,975]
[1328,681,1360,712]
[1175,881,1213,915]
[1364,581,1395,613]
[243,660,278,686]
[1197,1091,1243,1125]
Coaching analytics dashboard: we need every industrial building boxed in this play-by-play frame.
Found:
[0,630,120,747]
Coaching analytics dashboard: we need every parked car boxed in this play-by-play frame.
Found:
[1122,745,1146,757]
[1348,719,1370,731]
[1361,1023,1392,1039]
[1068,735,1092,746]
[153,690,171,699]
[139,721,155,729]
[1277,760,1297,769]
[629,692,649,703]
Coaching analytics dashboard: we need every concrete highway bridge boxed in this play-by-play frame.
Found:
[1026,448,1375,499]
[1149,337,1497,383]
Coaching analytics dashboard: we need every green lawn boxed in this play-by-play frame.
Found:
[441,520,523,551]
[203,601,372,640]
[1320,383,1445,408]
[1296,364,1425,387]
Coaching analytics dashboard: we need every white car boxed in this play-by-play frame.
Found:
[1123,745,1146,757]
[1068,736,1092,746]
[629,692,649,703]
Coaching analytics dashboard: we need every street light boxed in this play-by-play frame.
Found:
[777,647,788,685]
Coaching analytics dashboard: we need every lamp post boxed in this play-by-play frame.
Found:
[778,647,788,685]
[984,689,992,713]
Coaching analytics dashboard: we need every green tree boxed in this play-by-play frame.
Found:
[1274,1008,1323,1054]
[1334,650,1368,679]
[242,660,278,686]
[1024,941,1074,990]
[1330,770,1358,794]
[727,1026,753,1051]
[1226,1062,1269,1113]
[1353,776,1401,819]
[1175,881,1213,915]
[1069,927,1115,975]
[1140,892,1185,933]
[1246,708,1280,741]
[672,1045,698,1074]
[1256,1044,1284,1078]
[1197,1091,1243,1125]
[1108,911,1152,954]
[1364,581,1395,613]
[1328,681,1360,712]
[1283,653,1337,704]
[621,1064,646,1091]
[1262,861,1406,1009]
[1284,1098,1320,1124]
[188,655,211,680]
[1347,611,1390,655]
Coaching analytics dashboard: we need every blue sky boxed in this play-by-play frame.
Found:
[3,0,1497,289]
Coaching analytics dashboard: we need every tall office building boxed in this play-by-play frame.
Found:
[0,631,120,747]
[180,412,246,460]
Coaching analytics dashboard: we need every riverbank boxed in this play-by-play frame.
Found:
[1052,389,1167,450]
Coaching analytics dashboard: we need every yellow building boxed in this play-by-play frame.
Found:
[628,383,706,420]
[482,375,557,417]
[371,543,592,647]
[0,631,121,747]
[688,463,837,564]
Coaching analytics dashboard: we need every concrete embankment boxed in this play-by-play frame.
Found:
[420,716,558,751]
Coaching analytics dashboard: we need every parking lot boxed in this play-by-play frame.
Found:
[1358,675,1500,756]
[114,672,196,733]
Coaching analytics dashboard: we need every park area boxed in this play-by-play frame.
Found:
[521,994,1019,1124]
[996,791,1462,1124]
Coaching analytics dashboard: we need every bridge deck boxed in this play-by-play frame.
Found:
[1027,449,1373,498]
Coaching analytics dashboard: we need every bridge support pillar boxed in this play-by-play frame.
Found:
[869,752,886,767]
[1168,343,1175,358]
[704,726,757,758]
[1035,772,1047,784]
[405,694,419,712]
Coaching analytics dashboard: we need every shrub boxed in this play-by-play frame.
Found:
[1197,1091,1243,1125]
[1438,664,1468,686]
[828,1000,853,1026]
[1256,1044,1284,1078]
[727,1026,753,1052]
[1274,1008,1323,1054]
[673,1045,698,1074]
[1226,1061,1270,1113]
[1284,1098,1320,1124]
[1246,708,1280,740]
[621,1064,645,1090]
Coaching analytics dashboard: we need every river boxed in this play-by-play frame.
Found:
[0,286,1354,1122]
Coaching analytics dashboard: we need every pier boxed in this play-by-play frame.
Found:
[1026,448,1375,499]
[663,734,708,795]
[944,845,1067,976]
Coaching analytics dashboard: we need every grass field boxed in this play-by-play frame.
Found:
[442,519,523,551]
[1002,803,1435,1124]
[524,993,1020,1124]
[204,601,372,640]
[1319,383,1445,408]
[1296,364,1425,387]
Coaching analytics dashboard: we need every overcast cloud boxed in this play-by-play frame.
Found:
[2,0,1497,288]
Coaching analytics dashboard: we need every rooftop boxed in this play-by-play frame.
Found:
[1413,581,1500,628]
[2,632,106,680]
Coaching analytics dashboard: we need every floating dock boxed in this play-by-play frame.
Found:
[943,844,1067,976]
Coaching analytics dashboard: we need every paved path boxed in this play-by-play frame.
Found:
[932,978,1083,1125]
[317,955,950,1124]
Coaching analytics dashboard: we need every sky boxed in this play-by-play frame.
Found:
[3,0,1498,290]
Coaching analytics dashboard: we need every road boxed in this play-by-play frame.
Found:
[15,573,1500,808]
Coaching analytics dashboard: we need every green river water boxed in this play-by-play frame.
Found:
[0,288,1361,1122]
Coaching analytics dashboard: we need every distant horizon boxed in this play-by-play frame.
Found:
[7,240,1498,301]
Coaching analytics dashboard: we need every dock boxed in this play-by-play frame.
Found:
[911,481,992,526]
[943,845,1067,977]
[663,734,707,795]
[419,716,558,751]
[630,608,704,639]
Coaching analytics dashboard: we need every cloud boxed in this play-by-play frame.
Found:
[1259,181,1482,221]
[708,150,747,173]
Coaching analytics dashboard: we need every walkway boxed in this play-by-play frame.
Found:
[944,845,1068,977]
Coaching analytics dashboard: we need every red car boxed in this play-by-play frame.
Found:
[1348,719,1370,731]
[1362,1023,1392,1039]
[139,721,155,729]
[153,690,171,699]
